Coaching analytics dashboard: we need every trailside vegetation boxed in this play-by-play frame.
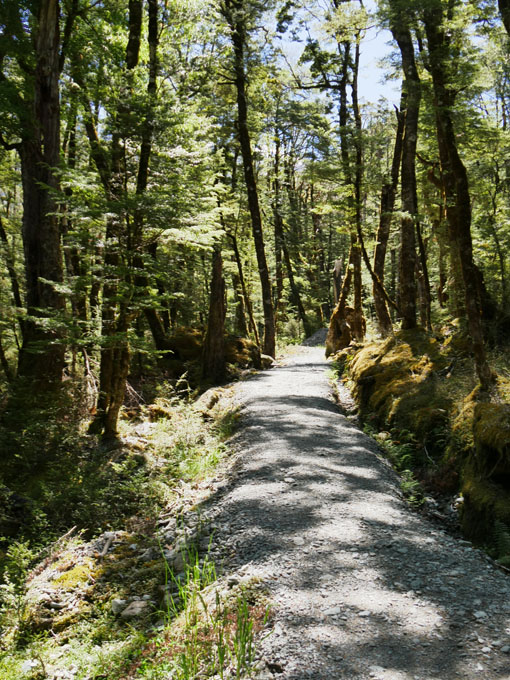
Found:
[1,0,510,673]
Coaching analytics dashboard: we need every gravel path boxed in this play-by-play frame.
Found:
[207,345,510,680]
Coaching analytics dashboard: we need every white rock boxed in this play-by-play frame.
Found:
[474,610,488,619]
[359,610,371,617]
[120,600,151,618]
[111,598,127,614]
[324,606,342,616]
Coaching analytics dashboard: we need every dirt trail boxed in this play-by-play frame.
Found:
[206,345,510,680]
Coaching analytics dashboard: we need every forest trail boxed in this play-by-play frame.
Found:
[205,344,510,680]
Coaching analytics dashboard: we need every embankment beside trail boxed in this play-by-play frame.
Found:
[331,327,510,565]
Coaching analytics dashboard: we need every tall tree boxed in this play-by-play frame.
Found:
[422,0,494,390]
[220,0,276,357]
[0,0,77,386]
[388,0,420,330]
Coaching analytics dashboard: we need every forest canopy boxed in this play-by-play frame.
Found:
[1,0,510,483]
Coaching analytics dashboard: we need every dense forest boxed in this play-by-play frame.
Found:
[1,0,510,674]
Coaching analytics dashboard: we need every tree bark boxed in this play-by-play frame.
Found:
[16,0,66,386]
[273,128,284,323]
[423,4,494,391]
[373,103,405,335]
[229,233,260,347]
[390,15,420,330]
[350,41,365,342]
[223,0,275,357]
[498,0,510,37]
[202,247,226,383]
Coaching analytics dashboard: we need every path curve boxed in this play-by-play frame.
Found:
[208,346,510,680]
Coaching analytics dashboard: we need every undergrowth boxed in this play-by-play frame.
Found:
[124,549,270,680]
[0,382,255,680]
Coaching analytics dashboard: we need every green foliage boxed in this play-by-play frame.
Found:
[0,540,34,646]
[150,547,268,680]
[399,469,425,508]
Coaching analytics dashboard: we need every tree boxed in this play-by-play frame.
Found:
[0,0,79,386]
[422,0,494,390]
[220,0,276,357]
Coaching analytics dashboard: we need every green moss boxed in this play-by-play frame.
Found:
[53,558,94,589]
[473,403,510,465]
[347,330,450,454]
[225,336,261,368]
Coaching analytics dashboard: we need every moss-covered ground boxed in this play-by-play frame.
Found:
[332,327,510,564]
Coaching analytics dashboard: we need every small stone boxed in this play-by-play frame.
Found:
[359,610,371,617]
[501,645,510,654]
[283,477,296,484]
[164,548,185,572]
[474,610,488,619]
[120,600,151,618]
[129,543,138,550]
[49,601,66,610]
[111,598,128,614]
[324,606,342,616]
[139,548,156,562]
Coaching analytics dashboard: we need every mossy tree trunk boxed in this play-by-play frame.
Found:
[423,3,494,391]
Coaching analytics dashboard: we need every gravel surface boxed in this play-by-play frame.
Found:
[206,345,510,680]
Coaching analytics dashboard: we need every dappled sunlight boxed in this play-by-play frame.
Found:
[194,347,510,679]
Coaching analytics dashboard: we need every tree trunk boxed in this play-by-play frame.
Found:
[232,271,248,336]
[202,247,226,383]
[423,5,494,391]
[326,246,356,357]
[225,0,275,357]
[373,103,405,335]
[16,0,66,386]
[229,233,260,346]
[390,16,420,330]
[0,334,13,382]
[498,0,510,36]
[273,129,284,323]
[351,41,366,342]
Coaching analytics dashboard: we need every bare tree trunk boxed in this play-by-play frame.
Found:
[17,0,66,386]
[273,129,284,323]
[390,14,420,330]
[373,103,405,335]
[202,247,226,383]
[229,233,260,346]
[223,0,275,357]
[351,41,365,342]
